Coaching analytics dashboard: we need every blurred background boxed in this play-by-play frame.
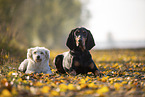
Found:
[0,0,145,53]
[88,0,145,49]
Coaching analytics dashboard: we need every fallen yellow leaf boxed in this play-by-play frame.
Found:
[34,82,43,87]
[59,84,68,92]
[122,81,127,84]
[11,87,18,96]
[114,83,122,90]
[79,79,86,84]
[85,90,95,94]
[67,84,76,90]
[96,86,109,95]
[80,84,87,89]
[88,82,98,88]
[51,90,59,96]
[41,86,50,93]
[1,89,12,97]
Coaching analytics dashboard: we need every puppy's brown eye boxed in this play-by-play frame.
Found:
[75,31,79,36]
[34,52,36,54]
[40,52,44,54]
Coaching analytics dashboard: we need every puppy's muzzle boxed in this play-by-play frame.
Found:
[36,55,42,62]
[78,38,86,50]
[37,55,40,59]
[79,39,83,46]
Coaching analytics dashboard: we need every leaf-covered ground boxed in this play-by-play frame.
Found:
[0,49,145,97]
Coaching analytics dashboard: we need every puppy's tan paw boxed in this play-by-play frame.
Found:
[94,70,101,77]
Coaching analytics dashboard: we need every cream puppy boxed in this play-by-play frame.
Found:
[18,47,52,74]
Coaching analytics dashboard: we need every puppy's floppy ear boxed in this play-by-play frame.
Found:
[66,28,78,50]
[27,48,33,60]
[85,29,95,50]
[44,49,50,60]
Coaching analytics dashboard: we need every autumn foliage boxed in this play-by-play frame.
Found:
[0,49,145,97]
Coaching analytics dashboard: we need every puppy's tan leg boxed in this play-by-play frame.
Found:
[89,63,101,76]
[89,63,94,69]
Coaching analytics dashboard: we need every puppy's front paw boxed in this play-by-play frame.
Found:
[94,70,101,77]
[25,70,34,74]
[68,69,76,76]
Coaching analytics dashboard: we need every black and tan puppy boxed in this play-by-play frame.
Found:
[54,27,100,76]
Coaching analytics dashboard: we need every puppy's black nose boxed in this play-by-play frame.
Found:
[37,56,40,59]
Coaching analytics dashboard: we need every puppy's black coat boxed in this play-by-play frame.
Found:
[54,27,100,75]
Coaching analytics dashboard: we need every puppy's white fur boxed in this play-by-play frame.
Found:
[18,47,52,74]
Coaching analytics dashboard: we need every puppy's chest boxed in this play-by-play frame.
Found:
[74,53,91,63]
[34,63,44,72]
[64,51,91,70]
